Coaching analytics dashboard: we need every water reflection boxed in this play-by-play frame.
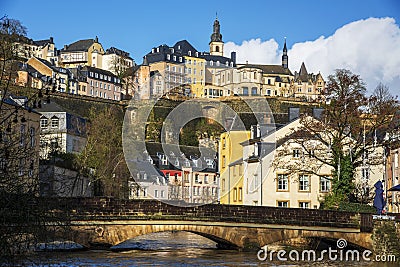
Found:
[25,231,397,267]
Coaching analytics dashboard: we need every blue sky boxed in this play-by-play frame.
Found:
[2,0,400,94]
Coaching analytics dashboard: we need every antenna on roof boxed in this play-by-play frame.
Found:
[216,12,218,19]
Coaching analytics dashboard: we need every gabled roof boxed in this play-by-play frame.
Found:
[62,39,96,52]
[237,64,293,76]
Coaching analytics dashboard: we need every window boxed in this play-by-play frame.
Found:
[154,190,158,198]
[161,190,165,198]
[222,155,226,168]
[40,118,48,129]
[277,201,289,208]
[19,158,25,176]
[238,187,243,201]
[299,202,310,209]
[362,167,370,181]
[293,149,300,158]
[320,176,331,192]
[195,174,199,184]
[299,174,310,191]
[20,124,25,146]
[29,127,35,148]
[277,174,288,191]
[233,188,237,202]
[222,137,226,149]
[204,174,209,184]
[51,117,59,128]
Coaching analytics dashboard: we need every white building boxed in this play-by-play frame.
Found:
[37,102,87,159]
[241,116,384,208]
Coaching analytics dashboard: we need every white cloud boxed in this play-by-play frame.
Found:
[224,17,400,96]
[224,38,280,65]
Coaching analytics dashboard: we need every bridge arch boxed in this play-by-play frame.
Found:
[67,222,373,251]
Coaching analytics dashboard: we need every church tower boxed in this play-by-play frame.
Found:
[282,38,288,69]
[209,16,224,56]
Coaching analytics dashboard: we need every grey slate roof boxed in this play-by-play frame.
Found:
[237,64,293,76]
[62,39,96,52]
[105,47,132,59]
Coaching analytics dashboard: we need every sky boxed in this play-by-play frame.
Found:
[1,0,400,95]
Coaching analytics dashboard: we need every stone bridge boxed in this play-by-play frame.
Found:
[44,197,377,251]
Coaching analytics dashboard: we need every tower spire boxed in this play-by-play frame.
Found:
[282,37,288,69]
[209,15,224,56]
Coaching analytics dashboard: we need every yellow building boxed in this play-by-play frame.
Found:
[293,62,325,101]
[219,130,250,205]
[183,55,206,97]
[59,36,105,68]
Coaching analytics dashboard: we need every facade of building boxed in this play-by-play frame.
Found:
[102,47,135,76]
[293,62,325,101]
[0,96,41,192]
[36,102,87,159]
[131,18,236,99]
[80,66,122,100]
[215,39,293,98]
[14,36,58,64]
[59,37,105,68]
[239,116,384,208]
[18,56,74,94]
[219,130,250,205]
[385,115,400,213]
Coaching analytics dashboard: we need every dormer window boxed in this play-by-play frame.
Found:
[173,56,176,61]
[167,54,170,60]
[188,51,192,56]
[40,117,48,129]
[51,116,59,128]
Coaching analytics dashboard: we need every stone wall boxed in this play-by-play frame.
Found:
[43,197,368,230]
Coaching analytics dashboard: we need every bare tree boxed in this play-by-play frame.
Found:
[0,16,72,264]
[273,69,399,208]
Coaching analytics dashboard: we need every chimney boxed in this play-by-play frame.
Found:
[95,36,98,43]
[230,51,236,65]
[63,44,68,50]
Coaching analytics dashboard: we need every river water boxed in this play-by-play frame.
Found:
[23,231,397,267]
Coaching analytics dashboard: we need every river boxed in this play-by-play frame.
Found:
[22,231,397,267]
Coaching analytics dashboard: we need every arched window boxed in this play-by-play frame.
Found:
[216,46,220,52]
